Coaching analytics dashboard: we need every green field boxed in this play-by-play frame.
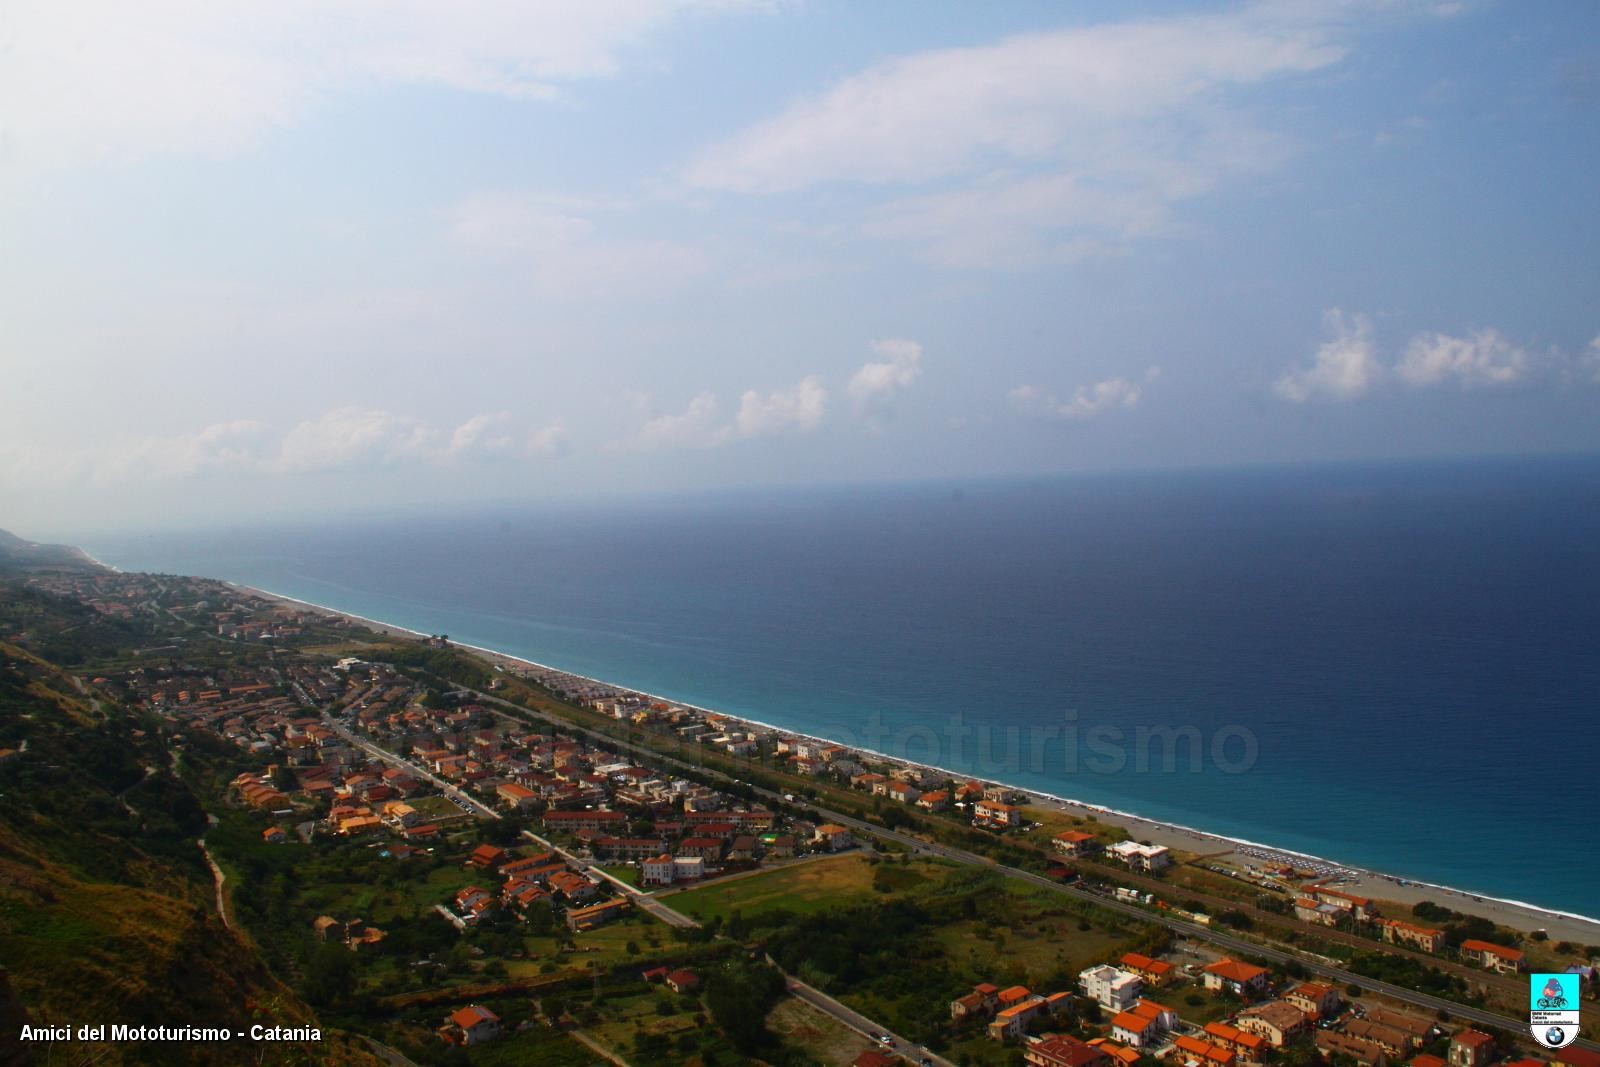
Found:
[408,794,476,823]
[668,854,948,922]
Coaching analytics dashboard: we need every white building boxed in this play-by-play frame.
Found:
[1079,965,1144,1012]
[1108,840,1172,872]
[672,856,706,881]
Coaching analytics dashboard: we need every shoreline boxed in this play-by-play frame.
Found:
[232,579,1600,943]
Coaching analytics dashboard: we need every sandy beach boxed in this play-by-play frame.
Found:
[240,581,1600,947]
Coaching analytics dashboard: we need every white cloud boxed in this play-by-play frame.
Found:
[93,419,272,484]
[1274,310,1382,403]
[1,1,767,173]
[1395,328,1530,388]
[448,411,516,455]
[735,376,827,437]
[1581,336,1600,384]
[526,420,570,458]
[633,392,725,450]
[631,374,832,450]
[686,14,1342,193]
[1009,369,1157,421]
[848,339,924,404]
[444,190,711,298]
[683,9,1344,266]
[272,407,441,473]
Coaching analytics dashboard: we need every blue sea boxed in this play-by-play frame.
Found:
[89,457,1600,919]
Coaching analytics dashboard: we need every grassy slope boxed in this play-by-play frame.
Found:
[0,633,377,1067]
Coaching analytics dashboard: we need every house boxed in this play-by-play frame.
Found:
[1303,885,1376,922]
[1365,1009,1433,1047]
[261,827,288,844]
[1119,952,1175,987]
[673,855,706,881]
[1026,1036,1114,1067]
[567,897,629,930]
[1079,965,1143,1012]
[678,836,724,859]
[542,809,627,833]
[1381,919,1446,954]
[917,790,951,811]
[1316,1030,1390,1066]
[1202,1022,1267,1062]
[1283,981,1340,1021]
[951,982,1001,1020]
[1107,840,1172,872]
[1111,1000,1178,1047]
[988,994,1048,1041]
[727,834,757,861]
[973,799,1022,829]
[1448,1030,1494,1067]
[1295,897,1344,926]
[641,854,676,886]
[1202,958,1271,998]
[1236,1001,1309,1047]
[665,968,700,994]
[763,834,796,858]
[496,781,538,812]
[814,824,854,850]
[548,870,599,903]
[1054,830,1098,856]
[1087,1038,1143,1067]
[467,844,508,872]
[1174,1035,1239,1067]
[885,781,921,804]
[1459,940,1523,975]
[446,1005,500,1046]
[1344,1019,1418,1056]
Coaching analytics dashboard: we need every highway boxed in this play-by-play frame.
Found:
[458,685,1598,1054]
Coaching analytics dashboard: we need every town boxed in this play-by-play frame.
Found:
[3,566,1596,1067]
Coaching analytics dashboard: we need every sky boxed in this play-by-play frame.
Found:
[3,0,1599,538]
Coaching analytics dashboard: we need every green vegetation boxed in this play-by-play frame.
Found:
[669,854,942,922]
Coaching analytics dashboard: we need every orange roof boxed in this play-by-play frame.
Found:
[450,1005,498,1029]
[1175,1036,1237,1066]
[1089,1039,1142,1066]
[1452,1031,1494,1049]
[1112,1011,1157,1033]
[998,984,1033,1005]
[1121,952,1174,975]
[1204,1022,1265,1051]
[1056,830,1096,843]
[1203,958,1269,983]
[1411,1056,1448,1067]
[1460,939,1523,961]
[996,999,1043,1019]
[1131,999,1173,1019]
[974,982,999,995]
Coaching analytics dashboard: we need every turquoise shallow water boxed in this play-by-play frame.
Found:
[90,458,1600,918]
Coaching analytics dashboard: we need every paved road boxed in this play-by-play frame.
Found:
[520,829,700,930]
[460,686,1599,1054]
[783,971,953,1067]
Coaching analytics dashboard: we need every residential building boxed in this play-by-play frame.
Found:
[951,983,1001,1020]
[1202,958,1271,998]
[1449,1030,1495,1067]
[974,800,1022,828]
[1054,830,1098,856]
[1026,1036,1114,1067]
[1283,982,1340,1021]
[1202,1022,1267,1062]
[1315,1030,1389,1066]
[641,854,676,887]
[446,1005,500,1046]
[1345,1019,1418,1056]
[1119,952,1175,987]
[814,824,854,850]
[1236,1001,1309,1047]
[1381,919,1446,954]
[1079,965,1143,1012]
[1107,840,1172,872]
[1111,1000,1178,1048]
[1459,940,1524,975]
[1173,1035,1239,1067]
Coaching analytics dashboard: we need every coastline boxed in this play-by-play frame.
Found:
[232,579,1600,943]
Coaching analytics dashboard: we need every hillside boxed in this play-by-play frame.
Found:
[0,528,105,576]
[0,635,377,1066]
